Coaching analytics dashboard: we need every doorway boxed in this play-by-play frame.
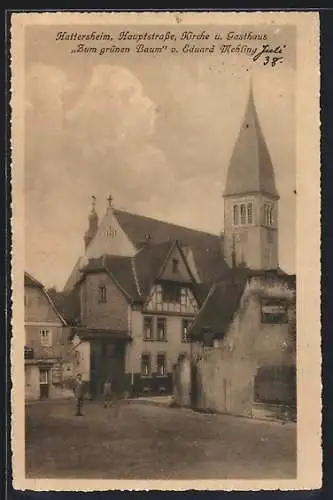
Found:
[39,368,49,399]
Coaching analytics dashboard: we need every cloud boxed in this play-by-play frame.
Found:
[66,65,157,157]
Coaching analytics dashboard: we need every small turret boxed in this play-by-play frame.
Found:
[84,196,99,250]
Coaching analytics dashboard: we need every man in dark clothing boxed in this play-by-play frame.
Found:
[73,373,85,416]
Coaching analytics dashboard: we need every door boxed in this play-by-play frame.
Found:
[39,368,49,399]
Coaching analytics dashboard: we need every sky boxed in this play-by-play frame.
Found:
[24,23,296,290]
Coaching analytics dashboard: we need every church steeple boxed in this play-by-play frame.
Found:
[223,81,279,271]
[224,82,279,199]
[84,196,99,250]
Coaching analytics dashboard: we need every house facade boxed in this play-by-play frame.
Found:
[24,272,73,400]
[69,241,206,397]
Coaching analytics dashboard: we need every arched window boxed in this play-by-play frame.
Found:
[268,205,273,226]
[240,204,246,224]
[247,203,253,224]
[263,203,273,226]
[233,205,239,225]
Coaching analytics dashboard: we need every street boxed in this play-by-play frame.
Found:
[25,399,296,480]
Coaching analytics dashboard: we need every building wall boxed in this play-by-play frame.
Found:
[126,311,193,375]
[72,335,91,382]
[25,364,40,400]
[25,325,71,360]
[86,207,137,259]
[176,279,296,417]
[24,362,74,401]
[80,272,129,330]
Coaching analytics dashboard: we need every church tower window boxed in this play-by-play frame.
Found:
[247,203,253,224]
[264,203,273,226]
[240,204,246,225]
[233,205,239,226]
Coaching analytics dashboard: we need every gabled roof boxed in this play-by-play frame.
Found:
[189,274,248,342]
[24,272,43,288]
[47,287,81,326]
[25,272,67,326]
[114,209,229,284]
[83,254,141,302]
[134,241,174,298]
[224,85,279,199]
[189,267,296,342]
[76,239,214,310]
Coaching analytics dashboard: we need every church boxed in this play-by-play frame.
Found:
[56,84,296,399]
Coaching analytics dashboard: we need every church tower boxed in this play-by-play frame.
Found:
[223,83,280,270]
[84,196,99,250]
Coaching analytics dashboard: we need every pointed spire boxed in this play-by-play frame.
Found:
[224,78,279,199]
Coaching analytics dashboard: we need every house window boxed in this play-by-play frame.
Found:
[182,319,192,342]
[180,288,187,306]
[39,369,48,384]
[247,203,253,224]
[172,258,179,273]
[156,318,167,341]
[240,204,246,224]
[141,353,151,377]
[98,285,107,303]
[155,285,162,305]
[261,299,288,324]
[233,205,239,225]
[143,316,153,341]
[162,283,180,303]
[40,329,51,347]
[157,354,167,377]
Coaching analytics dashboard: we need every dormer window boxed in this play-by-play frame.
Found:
[172,258,179,273]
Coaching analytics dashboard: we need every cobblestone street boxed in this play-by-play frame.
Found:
[25,399,296,480]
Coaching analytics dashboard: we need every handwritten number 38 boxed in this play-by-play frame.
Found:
[263,56,283,67]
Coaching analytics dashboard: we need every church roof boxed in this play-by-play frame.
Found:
[224,85,279,199]
[64,209,229,292]
[114,209,229,283]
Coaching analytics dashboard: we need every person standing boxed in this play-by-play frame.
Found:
[73,373,85,416]
[103,377,112,408]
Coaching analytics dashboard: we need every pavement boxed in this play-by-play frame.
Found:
[25,398,296,480]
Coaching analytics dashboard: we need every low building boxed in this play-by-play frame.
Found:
[174,270,296,420]
[24,272,73,400]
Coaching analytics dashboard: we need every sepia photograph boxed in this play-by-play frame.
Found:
[10,11,321,491]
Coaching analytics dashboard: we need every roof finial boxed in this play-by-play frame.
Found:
[91,195,96,212]
[107,194,113,208]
